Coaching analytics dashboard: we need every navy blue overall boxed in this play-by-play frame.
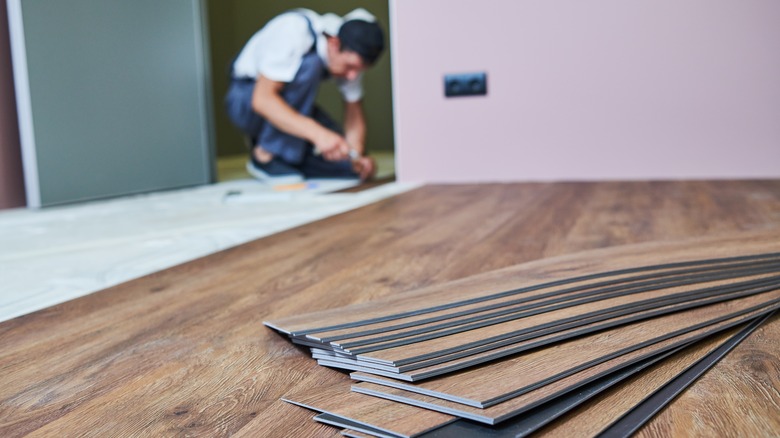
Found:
[224,13,356,178]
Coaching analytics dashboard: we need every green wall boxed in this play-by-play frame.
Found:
[206,0,394,157]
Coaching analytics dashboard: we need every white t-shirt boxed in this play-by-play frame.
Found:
[232,9,364,102]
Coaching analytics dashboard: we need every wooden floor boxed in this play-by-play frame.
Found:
[1,181,779,437]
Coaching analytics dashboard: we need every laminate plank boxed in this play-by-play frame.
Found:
[314,303,693,374]
[265,233,780,336]
[315,414,399,438]
[342,429,382,438]
[301,256,780,345]
[351,306,773,424]
[635,309,780,437]
[313,278,775,366]
[597,314,773,438]
[352,274,780,365]
[281,262,780,392]
[318,261,780,348]
[418,313,768,437]
[324,277,775,358]
[314,282,778,378]
[282,383,454,437]
[413,350,681,438]
[534,313,772,437]
[351,291,780,407]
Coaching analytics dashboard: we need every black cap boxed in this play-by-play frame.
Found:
[338,19,385,65]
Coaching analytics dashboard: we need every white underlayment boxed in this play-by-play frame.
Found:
[0,178,420,323]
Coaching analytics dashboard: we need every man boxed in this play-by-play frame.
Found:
[225,8,384,184]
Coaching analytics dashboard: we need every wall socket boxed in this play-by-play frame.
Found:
[444,72,487,97]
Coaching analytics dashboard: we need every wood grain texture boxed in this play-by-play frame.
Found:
[0,181,778,436]
[350,291,780,407]
[279,249,780,380]
[283,383,454,437]
[342,429,381,438]
[354,274,780,365]
[636,311,780,437]
[267,239,780,336]
[414,314,767,437]
[534,322,752,436]
[315,413,399,438]
[350,307,775,424]
[315,260,780,347]
[314,285,776,379]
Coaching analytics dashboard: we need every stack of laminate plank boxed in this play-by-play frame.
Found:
[265,232,780,437]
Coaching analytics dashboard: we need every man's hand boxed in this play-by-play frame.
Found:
[313,129,350,161]
[352,156,376,181]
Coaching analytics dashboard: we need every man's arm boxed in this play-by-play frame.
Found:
[344,100,366,155]
[343,99,376,180]
[252,74,349,161]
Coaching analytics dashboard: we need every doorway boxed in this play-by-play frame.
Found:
[206,1,395,181]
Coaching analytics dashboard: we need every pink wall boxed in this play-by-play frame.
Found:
[0,0,25,208]
[391,0,780,183]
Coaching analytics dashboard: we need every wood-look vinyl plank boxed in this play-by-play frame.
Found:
[395,281,780,374]
[312,283,777,378]
[314,302,689,374]
[330,345,687,438]
[416,314,768,437]
[311,279,725,357]
[599,315,775,438]
[345,274,780,360]
[265,233,780,336]
[277,253,780,340]
[314,280,769,366]
[537,312,773,438]
[314,414,400,438]
[635,310,780,437]
[350,308,772,424]
[306,258,780,345]
[354,275,780,365]
[413,349,683,438]
[342,428,383,438]
[351,291,780,407]
[322,263,780,353]
[282,384,455,438]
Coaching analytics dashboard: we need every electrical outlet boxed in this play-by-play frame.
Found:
[444,72,487,97]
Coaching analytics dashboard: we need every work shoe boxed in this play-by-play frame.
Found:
[246,157,304,185]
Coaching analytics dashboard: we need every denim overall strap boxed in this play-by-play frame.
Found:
[224,11,331,164]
